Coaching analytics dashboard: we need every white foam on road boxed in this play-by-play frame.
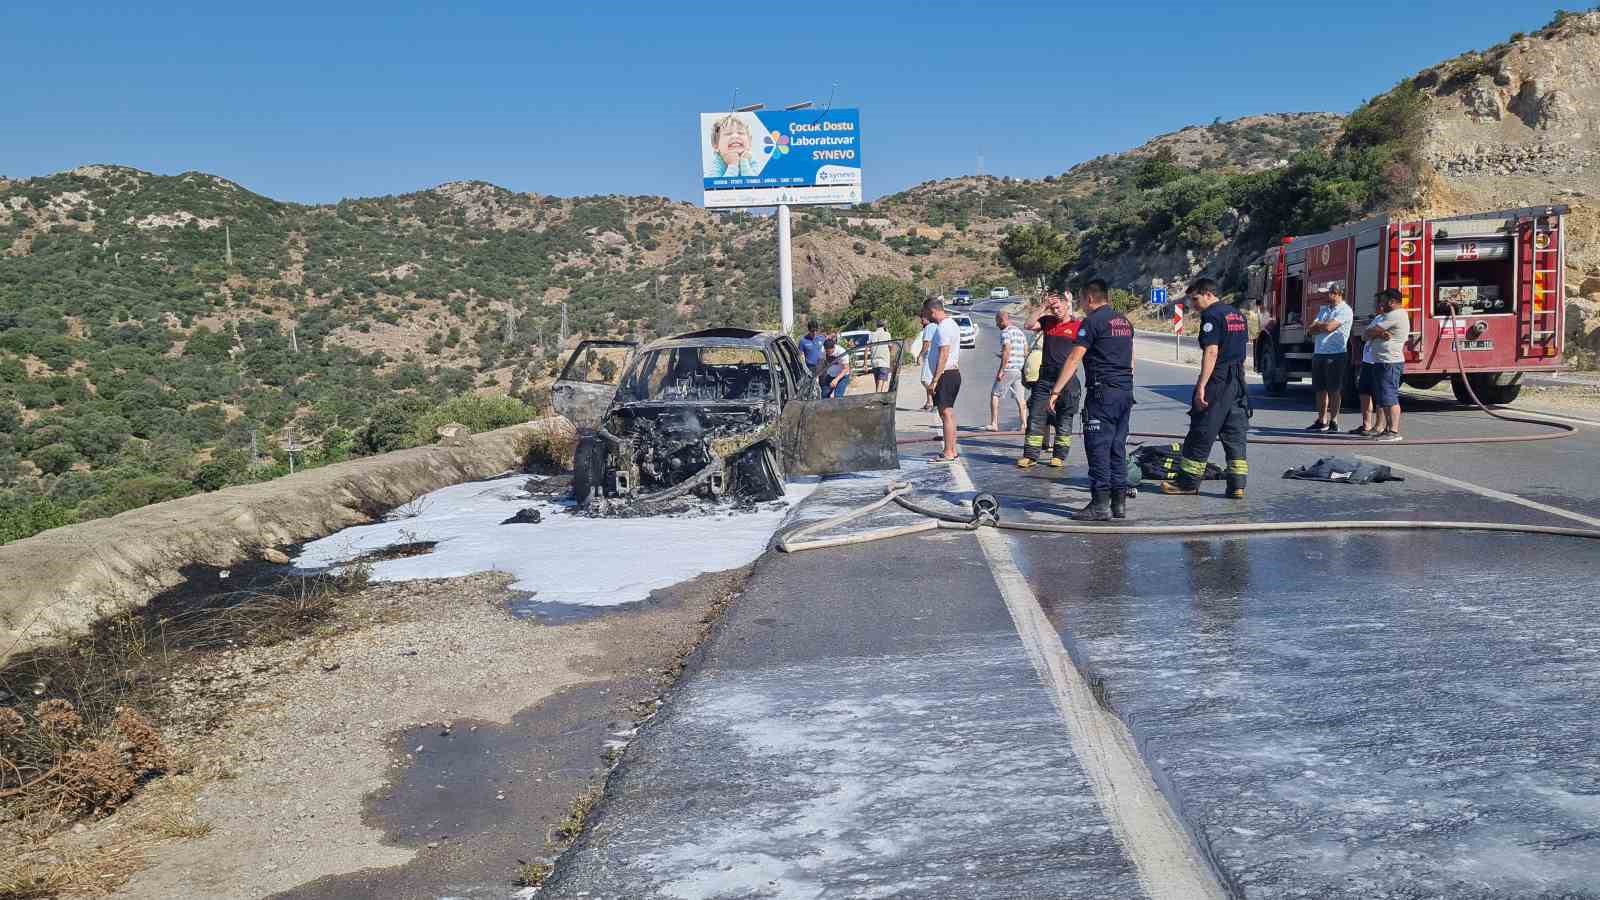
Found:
[293,474,818,607]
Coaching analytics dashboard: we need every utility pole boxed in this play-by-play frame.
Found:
[289,323,298,354]
[504,306,516,344]
[778,204,794,334]
[977,153,985,221]
[225,223,234,268]
[559,303,569,346]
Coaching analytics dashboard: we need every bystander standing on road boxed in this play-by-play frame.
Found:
[1048,280,1135,520]
[987,311,1028,432]
[925,298,963,463]
[870,320,893,392]
[1305,287,1353,432]
[1019,295,1081,468]
[798,322,825,390]
[1362,288,1409,442]
[915,312,938,411]
[823,341,851,398]
[1162,278,1250,499]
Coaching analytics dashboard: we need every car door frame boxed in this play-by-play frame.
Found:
[774,336,900,476]
[551,339,638,431]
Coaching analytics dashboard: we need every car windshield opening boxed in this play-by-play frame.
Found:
[618,347,775,402]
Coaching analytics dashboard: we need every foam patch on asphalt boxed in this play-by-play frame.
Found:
[294,474,818,607]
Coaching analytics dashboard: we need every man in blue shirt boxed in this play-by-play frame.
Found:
[1162,278,1250,499]
[797,322,825,378]
[1306,286,1353,432]
[1048,279,1135,521]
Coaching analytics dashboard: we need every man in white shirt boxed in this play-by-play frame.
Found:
[987,311,1028,431]
[914,312,937,411]
[1360,288,1411,442]
[869,321,893,392]
[924,298,963,462]
[1305,287,1354,432]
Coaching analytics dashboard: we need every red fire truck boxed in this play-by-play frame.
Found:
[1245,205,1567,404]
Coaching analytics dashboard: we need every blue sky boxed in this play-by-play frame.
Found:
[1,1,1574,204]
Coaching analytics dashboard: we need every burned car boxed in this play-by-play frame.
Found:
[552,328,900,513]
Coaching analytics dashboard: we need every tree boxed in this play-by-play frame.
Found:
[29,442,80,475]
[999,224,1078,287]
[834,276,921,336]
[1133,147,1186,190]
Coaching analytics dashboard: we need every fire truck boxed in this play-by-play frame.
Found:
[1244,205,1567,405]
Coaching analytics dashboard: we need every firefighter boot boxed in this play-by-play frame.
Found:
[1160,457,1206,495]
[1072,490,1112,522]
[1110,490,1127,520]
[1226,460,1248,499]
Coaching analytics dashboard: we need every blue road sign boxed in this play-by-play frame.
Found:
[1151,287,1168,306]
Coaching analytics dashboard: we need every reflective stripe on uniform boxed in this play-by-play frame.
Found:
[1179,457,1208,477]
[1026,435,1045,448]
[1227,459,1248,475]
[1054,435,1073,448]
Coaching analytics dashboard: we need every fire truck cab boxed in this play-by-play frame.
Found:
[1244,205,1567,405]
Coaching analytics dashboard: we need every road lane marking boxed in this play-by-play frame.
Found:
[1362,455,1600,529]
[948,462,1230,900]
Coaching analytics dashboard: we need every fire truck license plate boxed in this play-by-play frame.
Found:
[1453,340,1493,351]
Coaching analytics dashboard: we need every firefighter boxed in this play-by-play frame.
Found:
[1048,279,1135,521]
[1162,278,1249,498]
[1018,292,1081,469]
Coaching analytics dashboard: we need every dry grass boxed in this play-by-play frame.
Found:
[0,564,376,894]
[526,425,577,474]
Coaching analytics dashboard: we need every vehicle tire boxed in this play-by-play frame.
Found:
[1450,374,1475,405]
[1259,341,1289,396]
[733,443,785,502]
[1341,367,1362,412]
[1467,373,1521,405]
[572,434,605,507]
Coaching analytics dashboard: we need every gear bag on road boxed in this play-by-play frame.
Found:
[1282,456,1405,485]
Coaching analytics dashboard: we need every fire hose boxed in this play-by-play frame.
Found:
[780,317,1592,552]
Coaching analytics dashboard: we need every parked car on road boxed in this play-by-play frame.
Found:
[838,329,873,374]
[952,314,978,348]
[990,287,1011,300]
[552,329,900,513]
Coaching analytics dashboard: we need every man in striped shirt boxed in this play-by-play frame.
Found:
[987,311,1029,432]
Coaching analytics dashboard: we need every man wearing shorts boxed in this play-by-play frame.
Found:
[1306,287,1353,432]
[987,311,1028,432]
[1361,288,1409,442]
[924,298,963,462]
[870,320,893,392]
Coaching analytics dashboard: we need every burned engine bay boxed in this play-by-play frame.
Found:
[576,346,791,515]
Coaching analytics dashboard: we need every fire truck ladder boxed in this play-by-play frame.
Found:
[1389,221,1426,352]
[1520,216,1561,357]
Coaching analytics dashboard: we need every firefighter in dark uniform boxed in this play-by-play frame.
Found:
[1162,278,1249,498]
[1048,278,1135,521]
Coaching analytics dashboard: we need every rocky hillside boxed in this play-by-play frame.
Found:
[1406,9,1600,356]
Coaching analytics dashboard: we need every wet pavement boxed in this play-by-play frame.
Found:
[541,299,1600,898]
[542,465,1150,899]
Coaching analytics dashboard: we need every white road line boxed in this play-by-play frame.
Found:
[948,462,1229,900]
[1362,455,1600,529]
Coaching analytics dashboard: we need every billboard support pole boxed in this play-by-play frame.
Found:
[778,203,794,334]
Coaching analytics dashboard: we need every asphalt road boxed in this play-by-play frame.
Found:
[543,299,1600,899]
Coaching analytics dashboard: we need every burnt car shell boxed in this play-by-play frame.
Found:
[552,328,899,513]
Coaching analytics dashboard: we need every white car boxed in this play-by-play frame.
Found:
[952,314,978,348]
[990,287,1011,300]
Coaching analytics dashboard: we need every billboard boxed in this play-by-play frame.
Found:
[700,108,861,208]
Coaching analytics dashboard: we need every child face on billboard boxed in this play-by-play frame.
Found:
[713,118,751,165]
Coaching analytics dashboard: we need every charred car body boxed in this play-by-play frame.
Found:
[552,328,900,514]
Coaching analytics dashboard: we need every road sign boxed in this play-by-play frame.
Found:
[1151,287,1168,306]
[1172,304,1185,334]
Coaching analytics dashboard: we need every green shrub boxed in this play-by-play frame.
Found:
[29,442,79,475]
[75,475,193,521]
[410,392,535,444]
[0,495,76,544]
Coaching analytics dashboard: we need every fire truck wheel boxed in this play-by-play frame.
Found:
[1259,342,1289,396]
[1455,373,1521,406]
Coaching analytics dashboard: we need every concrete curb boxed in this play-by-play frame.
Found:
[0,419,567,665]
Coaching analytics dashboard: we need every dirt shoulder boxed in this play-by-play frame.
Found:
[11,564,745,900]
